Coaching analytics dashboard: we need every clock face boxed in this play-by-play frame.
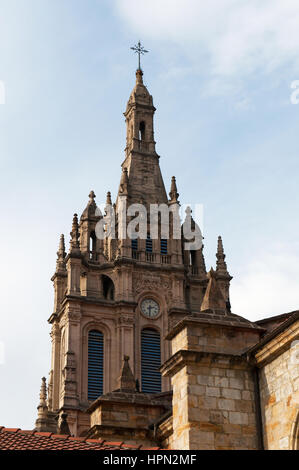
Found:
[141,298,160,318]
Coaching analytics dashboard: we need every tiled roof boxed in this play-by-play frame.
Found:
[0,427,161,450]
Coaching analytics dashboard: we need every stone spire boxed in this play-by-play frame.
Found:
[55,234,66,272]
[169,176,179,204]
[36,377,49,423]
[216,236,230,277]
[38,377,47,408]
[117,355,136,392]
[117,70,168,207]
[70,213,80,253]
[201,268,227,313]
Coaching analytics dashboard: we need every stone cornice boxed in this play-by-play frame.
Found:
[160,349,250,378]
[165,315,264,341]
[250,317,299,367]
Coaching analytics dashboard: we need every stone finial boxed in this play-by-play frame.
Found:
[70,213,80,252]
[117,355,136,392]
[216,236,230,278]
[200,268,227,313]
[169,176,179,204]
[37,377,48,421]
[106,191,112,206]
[136,69,144,85]
[119,168,129,195]
[38,377,47,408]
[89,190,96,201]
[56,234,66,271]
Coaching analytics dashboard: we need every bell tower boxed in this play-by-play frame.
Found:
[37,59,228,438]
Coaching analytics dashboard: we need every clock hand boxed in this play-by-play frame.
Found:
[147,305,153,316]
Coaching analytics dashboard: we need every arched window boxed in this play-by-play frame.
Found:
[88,330,104,401]
[139,121,146,140]
[90,231,97,260]
[141,328,161,393]
[102,275,115,300]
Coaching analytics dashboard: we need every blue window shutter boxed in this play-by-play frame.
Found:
[88,330,104,401]
[146,235,153,253]
[141,328,161,393]
[161,239,168,254]
[131,239,138,250]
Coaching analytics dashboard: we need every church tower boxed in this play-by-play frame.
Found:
[39,65,232,437]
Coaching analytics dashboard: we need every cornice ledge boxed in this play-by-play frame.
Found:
[160,349,247,378]
[253,319,299,367]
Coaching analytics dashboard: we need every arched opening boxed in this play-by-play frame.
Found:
[102,275,115,300]
[88,330,104,401]
[141,328,161,393]
[90,231,97,260]
[139,121,146,140]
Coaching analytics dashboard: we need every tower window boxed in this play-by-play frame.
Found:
[161,239,168,255]
[139,121,146,140]
[141,328,161,394]
[88,330,104,401]
[102,275,115,300]
[146,234,152,253]
[131,239,138,251]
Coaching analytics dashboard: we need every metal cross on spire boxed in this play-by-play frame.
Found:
[130,41,149,70]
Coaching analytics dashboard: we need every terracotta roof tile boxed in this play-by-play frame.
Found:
[0,427,129,450]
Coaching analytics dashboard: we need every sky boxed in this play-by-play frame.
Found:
[0,0,299,429]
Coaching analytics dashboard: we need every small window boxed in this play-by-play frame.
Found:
[139,121,145,140]
[146,234,152,253]
[160,239,167,255]
[102,275,115,300]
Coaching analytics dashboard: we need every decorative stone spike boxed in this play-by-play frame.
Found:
[56,234,66,272]
[117,355,136,392]
[70,214,80,252]
[89,190,96,201]
[39,377,47,408]
[216,236,230,277]
[106,191,112,206]
[169,176,179,204]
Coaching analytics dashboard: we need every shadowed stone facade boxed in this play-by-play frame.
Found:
[33,69,298,450]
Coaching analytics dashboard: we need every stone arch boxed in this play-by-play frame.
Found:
[102,275,115,300]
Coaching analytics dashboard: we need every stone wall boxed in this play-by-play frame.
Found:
[259,340,299,449]
[162,351,259,450]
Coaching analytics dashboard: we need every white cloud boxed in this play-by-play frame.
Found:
[231,242,299,321]
[116,0,299,79]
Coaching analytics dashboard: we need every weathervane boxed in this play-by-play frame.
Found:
[130,41,149,70]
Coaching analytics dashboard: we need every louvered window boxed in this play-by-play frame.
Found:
[146,235,153,253]
[161,239,168,254]
[141,328,161,393]
[88,330,104,401]
[131,239,138,251]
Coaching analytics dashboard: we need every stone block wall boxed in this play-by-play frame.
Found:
[167,353,259,450]
[259,343,299,449]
